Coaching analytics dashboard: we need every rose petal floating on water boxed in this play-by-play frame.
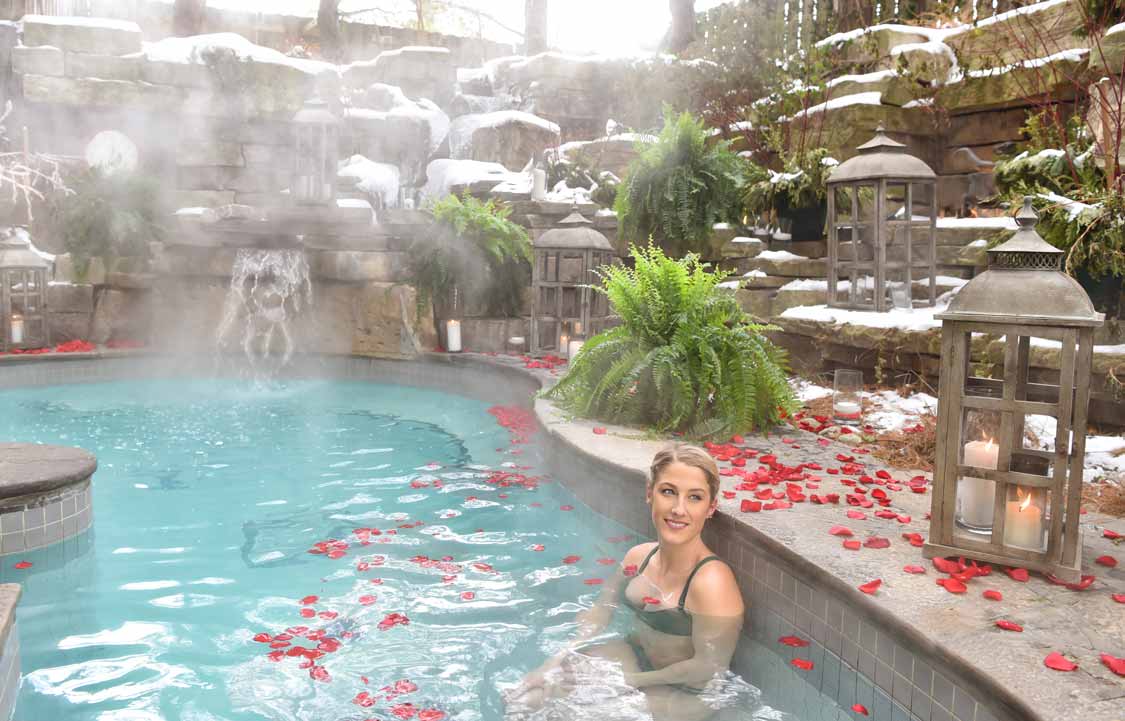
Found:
[1100,653,1125,676]
[995,620,1023,632]
[531,544,544,551]
[253,633,272,643]
[392,703,418,719]
[299,608,316,618]
[560,505,574,511]
[903,566,926,574]
[596,558,617,565]
[983,590,1002,601]
[461,591,475,601]
[851,704,869,716]
[846,510,866,520]
[309,665,331,682]
[623,564,638,577]
[359,595,377,605]
[778,636,809,647]
[1044,652,1078,671]
[419,710,446,721]
[563,555,581,565]
[858,579,881,594]
[13,561,31,569]
[584,578,604,585]
[790,658,813,671]
[1103,529,1122,540]
[1095,555,1117,567]
[353,691,375,707]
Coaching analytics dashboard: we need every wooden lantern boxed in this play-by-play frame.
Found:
[530,210,616,356]
[827,126,938,311]
[0,229,50,352]
[292,97,340,206]
[923,198,1103,582]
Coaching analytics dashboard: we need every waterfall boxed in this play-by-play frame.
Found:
[215,249,312,376]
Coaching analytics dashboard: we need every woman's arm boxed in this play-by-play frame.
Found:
[625,559,745,689]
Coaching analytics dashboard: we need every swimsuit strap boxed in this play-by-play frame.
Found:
[677,555,722,609]
[636,545,660,574]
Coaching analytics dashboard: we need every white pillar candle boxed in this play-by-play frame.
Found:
[959,440,998,528]
[833,400,861,419]
[10,315,23,344]
[567,339,585,359]
[445,320,462,353]
[532,169,547,200]
[1004,492,1044,549]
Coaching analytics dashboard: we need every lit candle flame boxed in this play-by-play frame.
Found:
[1018,489,1032,512]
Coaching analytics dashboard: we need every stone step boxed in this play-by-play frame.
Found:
[837,241,988,267]
[742,254,833,278]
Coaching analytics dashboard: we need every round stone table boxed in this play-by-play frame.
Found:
[0,443,96,555]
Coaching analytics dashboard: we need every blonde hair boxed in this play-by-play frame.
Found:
[649,443,720,501]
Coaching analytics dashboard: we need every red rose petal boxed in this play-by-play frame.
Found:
[933,557,960,574]
[419,710,446,721]
[12,561,31,569]
[1044,652,1078,671]
[1113,593,1125,604]
[863,536,890,549]
[851,703,869,715]
[983,590,1003,601]
[791,658,814,671]
[1066,575,1096,591]
[858,579,882,594]
[584,578,603,585]
[741,500,762,513]
[843,539,861,551]
[1104,529,1122,540]
[779,635,810,647]
[903,565,926,574]
[253,633,272,643]
[560,505,574,511]
[309,665,331,682]
[592,427,607,435]
[299,608,316,618]
[563,555,581,564]
[846,510,866,520]
[597,558,617,565]
[642,596,661,606]
[1100,653,1125,676]
[1004,567,1029,582]
[359,595,377,605]
[461,591,475,600]
[995,620,1023,632]
[829,526,854,537]
[623,564,638,577]
[1095,555,1117,568]
[937,578,967,594]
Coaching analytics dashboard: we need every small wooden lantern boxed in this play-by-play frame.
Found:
[530,210,616,356]
[827,126,937,311]
[923,197,1103,582]
[292,97,340,206]
[0,229,50,352]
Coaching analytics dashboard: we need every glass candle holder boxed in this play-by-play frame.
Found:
[832,369,863,425]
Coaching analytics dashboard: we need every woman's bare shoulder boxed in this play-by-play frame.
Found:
[688,557,745,616]
[621,541,658,568]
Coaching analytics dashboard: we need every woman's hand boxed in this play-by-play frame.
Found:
[502,653,566,706]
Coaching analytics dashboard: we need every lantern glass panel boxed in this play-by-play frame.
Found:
[561,287,579,318]
[956,407,1002,532]
[833,186,853,226]
[538,319,559,350]
[540,286,557,313]
[884,182,908,226]
[543,252,558,282]
[559,253,584,284]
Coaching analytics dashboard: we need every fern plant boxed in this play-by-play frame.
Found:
[410,192,532,319]
[614,110,744,257]
[46,168,161,278]
[547,244,797,437]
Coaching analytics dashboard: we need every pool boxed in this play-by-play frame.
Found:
[0,376,847,721]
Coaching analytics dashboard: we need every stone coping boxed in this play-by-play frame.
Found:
[0,350,1121,720]
[0,585,18,652]
[0,443,96,499]
[449,352,1123,721]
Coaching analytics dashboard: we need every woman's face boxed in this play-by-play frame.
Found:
[646,461,716,545]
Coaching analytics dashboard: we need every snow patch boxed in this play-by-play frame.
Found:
[936,216,1018,230]
[338,155,399,209]
[781,302,948,332]
[757,250,808,261]
[422,159,525,200]
[448,111,560,160]
[794,92,883,118]
[142,33,335,76]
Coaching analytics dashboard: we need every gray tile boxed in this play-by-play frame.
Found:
[893,644,913,678]
[932,672,954,710]
[62,495,76,518]
[795,580,812,610]
[44,521,63,544]
[878,633,896,664]
[930,704,953,721]
[874,689,894,721]
[25,506,44,529]
[0,512,22,534]
[875,660,894,693]
[859,649,877,680]
[892,671,912,706]
[62,514,77,538]
[913,659,933,696]
[811,617,827,645]
[0,533,24,554]
[911,686,932,721]
[781,571,795,599]
[822,652,841,698]
[826,599,844,630]
[45,500,62,524]
[825,628,842,656]
[861,622,879,652]
[767,562,781,590]
[856,677,876,716]
[843,609,861,641]
[893,701,913,721]
[842,638,859,668]
[838,666,858,710]
[795,608,812,633]
[951,687,976,721]
[974,704,999,721]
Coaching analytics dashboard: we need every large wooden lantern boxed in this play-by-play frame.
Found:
[292,97,340,206]
[530,210,616,356]
[0,229,50,352]
[923,197,1103,582]
[827,126,937,311]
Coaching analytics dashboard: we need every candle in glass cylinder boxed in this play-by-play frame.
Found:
[567,339,585,359]
[958,439,998,528]
[559,334,569,357]
[445,320,462,353]
[10,314,23,344]
[1004,489,1044,549]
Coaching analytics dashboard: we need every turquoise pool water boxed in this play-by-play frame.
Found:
[0,378,851,721]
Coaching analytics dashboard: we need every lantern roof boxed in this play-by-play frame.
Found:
[0,229,50,270]
[534,210,615,251]
[828,125,937,184]
[938,198,1103,327]
[293,96,339,126]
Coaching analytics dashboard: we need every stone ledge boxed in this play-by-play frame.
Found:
[0,585,18,652]
[0,443,96,498]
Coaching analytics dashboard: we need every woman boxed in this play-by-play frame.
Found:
[504,443,745,721]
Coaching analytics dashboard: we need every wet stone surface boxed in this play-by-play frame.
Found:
[0,443,97,498]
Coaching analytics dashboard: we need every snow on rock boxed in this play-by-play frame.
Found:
[781,279,830,291]
[781,302,948,332]
[744,269,768,278]
[936,216,1018,230]
[958,48,1089,81]
[1,226,54,263]
[338,155,399,209]
[795,91,884,118]
[448,110,561,171]
[142,32,335,76]
[421,159,526,200]
[826,69,898,88]
[757,249,808,261]
[1107,21,1125,37]
[790,379,834,403]
[815,23,957,49]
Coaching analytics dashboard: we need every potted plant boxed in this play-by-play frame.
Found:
[743,147,836,242]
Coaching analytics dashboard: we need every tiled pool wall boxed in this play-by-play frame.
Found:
[0,481,92,556]
[0,354,1034,721]
[0,620,18,721]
